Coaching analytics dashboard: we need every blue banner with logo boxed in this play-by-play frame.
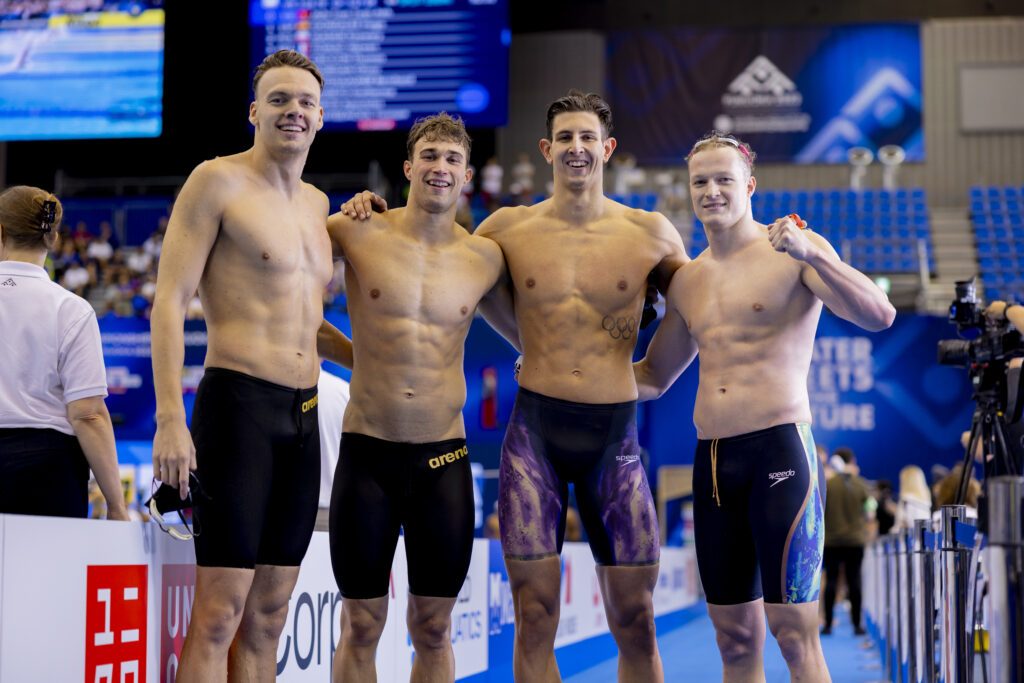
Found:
[100,317,207,441]
[606,24,923,164]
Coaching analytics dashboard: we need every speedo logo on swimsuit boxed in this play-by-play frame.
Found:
[301,395,318,413]
[616,454,641,464]
[768,469,796,486]
[428,445,468,469]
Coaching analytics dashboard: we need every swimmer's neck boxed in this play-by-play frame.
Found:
[704,215,763,257]
[398,202,461,244]
[0,248,46,267]
[245,145,309,197]
[549,180,607,223]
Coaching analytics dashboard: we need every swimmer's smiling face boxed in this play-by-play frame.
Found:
[404,137,471,214]
[249,66,324,151]
[540,111,616,190]
[688,146,756,230]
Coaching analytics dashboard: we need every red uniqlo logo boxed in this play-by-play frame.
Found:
[85,565,148,683]
[160,564,196,683]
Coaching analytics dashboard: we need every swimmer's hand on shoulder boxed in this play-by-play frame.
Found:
[340,190,388,220]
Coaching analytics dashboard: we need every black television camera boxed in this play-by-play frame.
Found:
[936,280,1023,512]
[937,280,1023,408]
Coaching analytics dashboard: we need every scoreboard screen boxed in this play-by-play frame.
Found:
[249,0,509,131]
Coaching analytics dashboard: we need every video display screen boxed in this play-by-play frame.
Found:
[250,0,509,131]
[0,1,163,141]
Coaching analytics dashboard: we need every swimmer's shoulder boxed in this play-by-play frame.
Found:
[475,200,546,240]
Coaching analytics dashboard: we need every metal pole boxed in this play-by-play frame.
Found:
[887,535,901,681]
[911,519,937,683]
[899,529,911,682]
[986,477,1024,683]
[939,505,970,683]
[902,526,917,683]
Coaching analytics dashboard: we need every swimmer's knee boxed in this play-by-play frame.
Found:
[713,618,763,665]
[768,619,814,667]
[344,602,391,651]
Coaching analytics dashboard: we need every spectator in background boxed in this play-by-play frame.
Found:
[822,447,870,636]
[51,236,81,280]
[480,156,503,210]
[930,463,949,508]
[61,258,91,296]
[70,219,92,243]
[126,246,153,275]
[86,222,114,264]
[142,229,163,260]
[0,186,127,521]
[934,462,982,513]
[874,479,896,535]
[895,464,932,530]
[511,151,535,195]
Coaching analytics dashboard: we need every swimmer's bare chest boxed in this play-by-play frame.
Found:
[502,222,657,318]
[346,237,489,330]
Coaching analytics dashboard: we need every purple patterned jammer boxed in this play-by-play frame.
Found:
[498,387,659,566]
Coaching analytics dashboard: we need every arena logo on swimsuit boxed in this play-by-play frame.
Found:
[301,395,318,413]
[428,445,469,469]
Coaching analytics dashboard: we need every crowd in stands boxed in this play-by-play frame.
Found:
[50,217,163,318]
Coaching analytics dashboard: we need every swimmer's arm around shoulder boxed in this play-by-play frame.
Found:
[339,189,388,220]
[647,211,690,294]
[475,208,522,352]
[478,247,521,353]
[800,231,896,332]
[150,160,225,494]
[633,271,697,401]
[317,318,353,369]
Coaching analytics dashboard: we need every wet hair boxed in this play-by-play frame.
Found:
[545,89,613,139]
[406,112,472,160]
[0,186,62,251]
[252,49,324,95]
[685,131,757,176]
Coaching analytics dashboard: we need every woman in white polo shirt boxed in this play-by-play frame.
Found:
[0,186,127,520]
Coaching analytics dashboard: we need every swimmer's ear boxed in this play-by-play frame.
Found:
[403,159,413,181]
[315,105,324,131]
[603,136,617,163]
[248,101,258,128]
[538,137,553,164]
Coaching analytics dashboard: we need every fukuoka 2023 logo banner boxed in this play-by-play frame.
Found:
[607,24,923,164]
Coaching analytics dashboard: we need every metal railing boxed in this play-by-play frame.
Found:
[863,477,1024,682]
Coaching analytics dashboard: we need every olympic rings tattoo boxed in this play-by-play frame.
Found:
[602,315,636,340]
